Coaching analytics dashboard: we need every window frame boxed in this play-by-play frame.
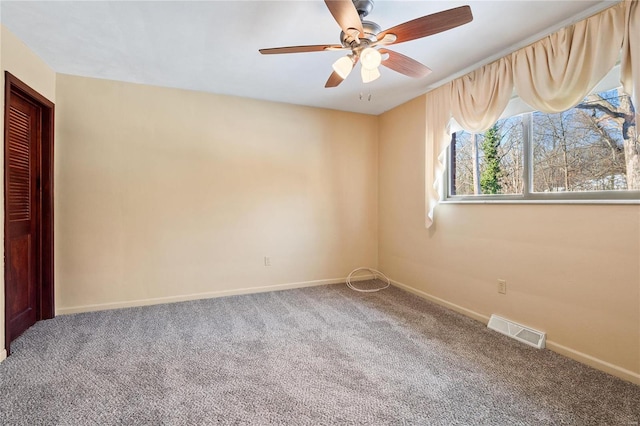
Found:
[444,97,640,204]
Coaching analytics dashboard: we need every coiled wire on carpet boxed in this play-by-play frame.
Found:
[346,267,390,293]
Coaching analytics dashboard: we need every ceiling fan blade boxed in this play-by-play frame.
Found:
[377,5,473,45]
[379,49,432,78]
[324,0,364,36]
[325,71,345,88]
[259,44,345,55]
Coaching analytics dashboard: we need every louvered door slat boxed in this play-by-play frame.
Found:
[7,107,32,222]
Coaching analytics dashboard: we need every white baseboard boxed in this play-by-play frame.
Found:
[390,279,490,324]
[545,340,640,385]
[390,278,640,386]
[56,275,373,316]
[0,349,6,363]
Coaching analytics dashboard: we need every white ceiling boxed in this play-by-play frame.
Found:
[0,0,618,115]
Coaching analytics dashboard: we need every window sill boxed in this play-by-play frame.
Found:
[442,197,640,205]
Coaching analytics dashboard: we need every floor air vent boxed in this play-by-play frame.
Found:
[487,315,546,349]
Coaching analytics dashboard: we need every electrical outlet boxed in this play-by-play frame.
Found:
[498,279,507,294]
[264,256,271,267]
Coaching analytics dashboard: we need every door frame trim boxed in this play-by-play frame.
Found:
[3,71,55,355]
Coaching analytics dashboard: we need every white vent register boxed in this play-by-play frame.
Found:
[487,315,546,349]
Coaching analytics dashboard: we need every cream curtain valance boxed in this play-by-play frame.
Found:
[621,0,640,114]
[450,57,513,133]
[513,3,625,113]
[425,84,452,228]
[424,0,639,228]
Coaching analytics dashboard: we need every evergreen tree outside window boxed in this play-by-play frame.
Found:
[480,125,502,195]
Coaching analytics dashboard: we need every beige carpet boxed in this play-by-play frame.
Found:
[0,282,638,425]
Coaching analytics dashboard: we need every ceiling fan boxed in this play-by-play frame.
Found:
[259,0,473,88]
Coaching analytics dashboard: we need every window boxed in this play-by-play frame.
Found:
[447,88,639,201]
[451,116,524,196]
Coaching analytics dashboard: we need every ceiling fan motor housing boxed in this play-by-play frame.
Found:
[340,20,381,47]
[353,0,374,18]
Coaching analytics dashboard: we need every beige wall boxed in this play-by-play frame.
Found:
[0,25,57,359]
[379,94,640,384]
[54,74,378,313]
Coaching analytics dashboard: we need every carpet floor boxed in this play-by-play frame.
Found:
[0,282,639,425]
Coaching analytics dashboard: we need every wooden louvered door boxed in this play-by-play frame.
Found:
[4,72,54,355]
[5,90,40,342]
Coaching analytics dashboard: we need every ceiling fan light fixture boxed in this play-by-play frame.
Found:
[360,47,382,70]
[259,2,474,89]
[361,66,380,83]
[332,55,355,79]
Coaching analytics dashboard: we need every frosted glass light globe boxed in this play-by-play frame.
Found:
[332,56,354,79]
[360,47,382,70]
[361,66,381,83]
